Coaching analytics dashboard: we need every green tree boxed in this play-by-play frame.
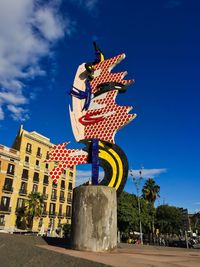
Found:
[117,191,139,234]
[117,191,151,238]
[25,192,44,230]
[16,207,27,230]
[142,178,160,242]
[155,205,184,234]
[190,212,200,233]
[142,178,160,204]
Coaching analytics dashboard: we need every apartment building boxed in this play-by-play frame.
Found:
[0,125,76,234]
[0,145,20,229]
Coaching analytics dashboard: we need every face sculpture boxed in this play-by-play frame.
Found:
[47,47,136,195]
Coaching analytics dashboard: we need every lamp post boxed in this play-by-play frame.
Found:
[130,167,143,245]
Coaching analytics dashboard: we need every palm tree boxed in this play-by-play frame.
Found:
[142,178,160,243]
[142,178,160,204]
[25,192,44,230]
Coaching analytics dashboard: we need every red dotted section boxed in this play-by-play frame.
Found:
[48,142,88,183]
[84,91,135,143]
[91,54,134,94]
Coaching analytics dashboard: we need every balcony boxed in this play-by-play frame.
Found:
[21,176,28,181]
[43,194,48,200]
[44,168,49,174]
[51,195,57,201]
[33,178,39,184]
[23,162,29,168]
[26,149,32,154]
[43,178,49,185]
[2,185,13,194]
[58,212,64,218]
[0,206,11,214]
[35,165,40,171]
[41,211,47,217]
[67,198,72,204]
[7,171,14,177]
[19,189,27,196]
[49,211,57,218]
[59,196,65,203]
[52,183,57,188]
[36,153,42,159]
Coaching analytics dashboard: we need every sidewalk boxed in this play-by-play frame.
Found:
[38,243,200,267]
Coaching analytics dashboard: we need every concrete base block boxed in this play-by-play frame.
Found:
[71,185,117,252]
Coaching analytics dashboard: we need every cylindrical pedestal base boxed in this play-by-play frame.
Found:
[71,185,117,252]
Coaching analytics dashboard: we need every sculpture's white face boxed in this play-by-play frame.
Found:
[69,53,136,144]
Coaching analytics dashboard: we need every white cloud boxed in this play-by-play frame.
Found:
[7,105,29,121]
[0,92,27,105]
[71,0,99,11]
[0,105,4,120]
[75,170,104,186]
[0,0,74,121]
[75,168,167,187]
[129,168,167,179]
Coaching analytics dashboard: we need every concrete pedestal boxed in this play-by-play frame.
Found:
[71,185,117,252]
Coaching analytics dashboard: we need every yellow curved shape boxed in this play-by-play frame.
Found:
[100,53,105,62]
[108,147,123,190]
[99,149,117,187]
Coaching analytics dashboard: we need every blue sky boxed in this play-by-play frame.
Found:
[0,0,199,213]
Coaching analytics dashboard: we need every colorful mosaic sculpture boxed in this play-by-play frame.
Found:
[48,43,136,194]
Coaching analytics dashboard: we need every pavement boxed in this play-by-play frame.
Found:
[1,233,200,267]
[38,243,200,267]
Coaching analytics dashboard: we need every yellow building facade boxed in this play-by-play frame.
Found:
[0,126,76,235]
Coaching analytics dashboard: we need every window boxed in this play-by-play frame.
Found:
[59,204,62,214]
[52,181,57,188]
[20,182,27,191]
[45,163,49,169]
[7,163,15,175]
[0,196,10,211]
[61,180,65,189]
[43,175,48,185]
[43,202,47,212]
[37,147,41,157]
[35,160,40,166]
[26,143,32,153]
[60,191,64,198]
[3,178,13,191]
[67,192,72,202]
[66,205,72,217]
[49,203,55,214]
[22,169,28,179]
[70,166,74,171]
[51,189,57,199]
[69,171,73,178]
[46,152,50,160]
[32,184,38,193]
[0,215,5,225]
[63,170,66,175]
[38,218,43,228]
[43,187,47,195]
[17,198,25,209]
[33,172,39,182]
[25,156,29,163]
[68,182,73,190]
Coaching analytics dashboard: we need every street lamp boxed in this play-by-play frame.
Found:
[130,167,144,245]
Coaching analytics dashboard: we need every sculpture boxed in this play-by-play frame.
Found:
[48,43,136,195]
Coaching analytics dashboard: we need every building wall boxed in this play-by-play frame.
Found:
[0,144,20,230]
[0,126,76,235]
